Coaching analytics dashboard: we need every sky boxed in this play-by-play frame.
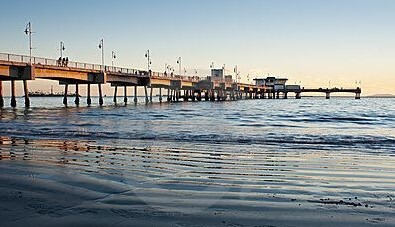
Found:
[0,0,394,96]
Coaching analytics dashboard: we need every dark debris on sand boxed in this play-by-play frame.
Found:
[309,198,371,208]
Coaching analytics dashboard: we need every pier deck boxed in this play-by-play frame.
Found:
[0,52,361,107]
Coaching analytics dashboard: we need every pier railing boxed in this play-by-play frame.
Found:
[0,52,204,81]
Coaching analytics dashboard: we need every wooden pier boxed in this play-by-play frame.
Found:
[0,52,361,107]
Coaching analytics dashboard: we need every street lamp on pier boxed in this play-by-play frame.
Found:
[98,39,104,71]
[59,41,65,58]
[177,57,182,77]
[111,51,116,68]
[24,22,33,64]
[145,49,152,72]
[234,65,238,83]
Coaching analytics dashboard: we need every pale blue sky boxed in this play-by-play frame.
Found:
[1,0,395,94]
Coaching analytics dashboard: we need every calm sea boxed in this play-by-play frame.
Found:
[0,97,394,226]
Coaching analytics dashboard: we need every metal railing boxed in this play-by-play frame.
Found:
[0,52,231,83]
[0,52,150,77]
[150,71,201,82]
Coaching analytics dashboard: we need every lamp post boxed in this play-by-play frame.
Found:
[97,39,104,106]
[60,41,65,58]
[98,39,104,71]
[145,49,151,72]
[177,57,181,77]
[111,51,116,68]
[24,22,33,65]
[234,65,238,83]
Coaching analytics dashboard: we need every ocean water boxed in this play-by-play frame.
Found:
[0,97,394,226]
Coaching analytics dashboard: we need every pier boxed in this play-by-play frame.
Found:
[0,52,361,107]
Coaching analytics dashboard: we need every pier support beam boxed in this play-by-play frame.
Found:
[134,86,138,104]
[98,84,103,106]
[167,88,171,102]
[326,92,330,99]
[183,90,187,101]
[63,84,68,105]
[74,83,80,106]
[217,90,221,101]
[23,80,30,108]
[149,87,153,103]
[296,92,301,99]
[113,85,118,103]
[355,92,361,99]
[284,92,288,99]
[144,86,149,103]
[0,80,3,108]
[210,90,215,101]
[176,90,180,102]
[87,84,92,105]
[10,80,16,107]
[124,86,128,103]
[159,88,162,103]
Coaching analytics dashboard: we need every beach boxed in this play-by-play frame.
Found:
[0,97,395,226]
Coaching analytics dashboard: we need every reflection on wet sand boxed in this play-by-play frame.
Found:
[1,98,395,226]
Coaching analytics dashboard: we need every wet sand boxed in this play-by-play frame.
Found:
[1,138,394,227]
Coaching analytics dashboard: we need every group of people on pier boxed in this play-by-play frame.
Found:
[57,57,69,67]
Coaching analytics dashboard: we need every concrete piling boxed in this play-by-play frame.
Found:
[10,80,16,107]
[23,80,30,108]
[0,80,4,108]
[326,92,330,99]
[134,86,138,104]
[296,92,301,99]
[113,85,118,103]
[98,84,103,106]
[176,90,180,102]
[355,92,361,99]
[144,86,149,103]
[149,87,153,103]
[159,88,162,103]
[63,84,68,105]
[87,83,92,105]
[74,83,80,106]
[124,86,128,103]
